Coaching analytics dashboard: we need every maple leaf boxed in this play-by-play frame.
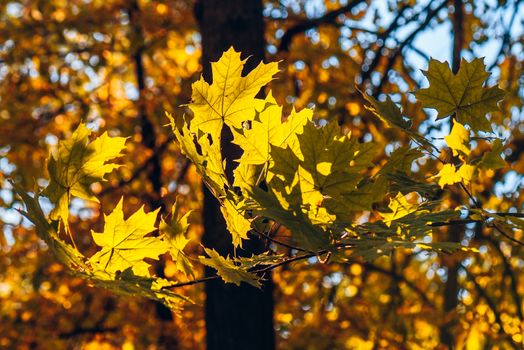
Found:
[167,112,228,197]
[380,192,419,227]
[238,120,376,250]
[89,197,168,276]
[199,248,261,287]
[160,202,194,277]
[232,92,312,166]
[13,185,86,269]
[88,267,192,314]
[414,58,505,131]
[437,163,475,188]
[220,197,251,248]
[362,93,412,129]
[189,47,279,135]
[478,139,506,170]
[270,121,376,221]
[42,123,127,221]
[445,120,471,156]
[14,186,190,312]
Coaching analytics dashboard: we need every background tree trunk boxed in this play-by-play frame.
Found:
[193,1,275,349]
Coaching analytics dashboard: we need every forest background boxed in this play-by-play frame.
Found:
[1,0,524,349]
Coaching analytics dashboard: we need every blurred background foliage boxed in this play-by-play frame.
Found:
[0,0,523,349]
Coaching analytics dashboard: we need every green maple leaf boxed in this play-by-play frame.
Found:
[270,121,376,221]
[237,120,375,250]
[414,58,505,131]
[362,93,412,129]
[42,122,127,221]
[199,248,261,287]
[89,197,168,277]
[189,47,279,135]
[478,139,506,170]
[160,201,194,277]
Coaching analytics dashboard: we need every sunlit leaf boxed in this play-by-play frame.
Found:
[42,123,127,221]
[437,163,475,188]
[445,120,471,156]
[160,202,194,277]
[380,192,419,227]
[199,248,261,287]
[89,197,168,277]
[189,47,279,135]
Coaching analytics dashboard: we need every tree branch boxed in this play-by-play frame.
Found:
[373,0,448,96]
[278,0,366,52]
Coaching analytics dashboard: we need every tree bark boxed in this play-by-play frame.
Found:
[194,1,275,349]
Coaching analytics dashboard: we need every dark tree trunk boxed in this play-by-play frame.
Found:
[441,1,464,347]
[193,1,275,350]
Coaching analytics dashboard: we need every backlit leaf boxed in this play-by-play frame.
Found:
[189,47,279,135]
[160,202,194,277]
[437,163,475,188]
[89,197,168,277]
[380,192,419,227]
[445,120,471,156]
[415,58,505,131]
[478,139,506,170]
[42,123,127,221]
[199,248,261,287]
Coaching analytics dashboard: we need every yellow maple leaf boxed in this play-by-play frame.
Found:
[220,198,251,248]
[90,197,168,277]
[380,192,418,227]
[160,202,194,277]
[43,123,127,221]
[189,47,279,136]
[232,92,312,166]
[437,163,476,188]
[445,120,471,156]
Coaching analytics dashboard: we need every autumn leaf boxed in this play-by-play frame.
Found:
[189,47,279,135]
[89,197,168,277]
[160,201,194,277]
[220,197,251,248]
[42,123,127,221]
[167,112,228,197]
[15,186,189,311]
[380,192,419,227]
[445,120,471,156]
[13,185,86,269]
[269,121,376,221]
[478,139,506,170]
[437,163,475,188]
[199,248,261,287]
[362,93,412,129]
[415,58,505,131]
[232,92,312,166]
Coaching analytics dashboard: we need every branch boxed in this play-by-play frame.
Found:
[278,0,366,52]
[488,0,523,71]
[373,0,448,96]
[359,3,411,84]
